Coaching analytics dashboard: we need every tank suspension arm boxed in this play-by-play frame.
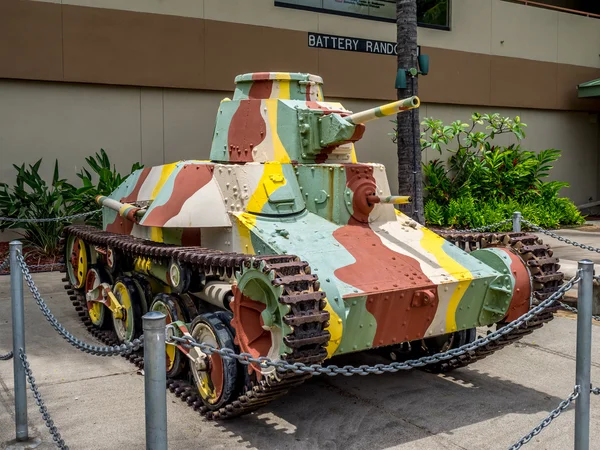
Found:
[196,281,234,311]
[346,96,420,125]
[96,195,146,221]
[370,195,413,205]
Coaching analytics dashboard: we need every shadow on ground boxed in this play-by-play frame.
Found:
[203,352,563,450]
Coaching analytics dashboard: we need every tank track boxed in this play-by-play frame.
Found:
[59,224,329,420]
[424,231,565,372]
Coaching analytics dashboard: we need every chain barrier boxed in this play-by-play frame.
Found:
[19,349,69,449]
[592,387,600,396]
[447,218,512,233]
[521,218,600,253]
[557,301,600,322]
[0,253,64,275]
[0,263,65,273]
[168,275,578,377]
[0,210,100,224]
[508,386,581,450]
[26,263,65,272]
[17,253,143,356]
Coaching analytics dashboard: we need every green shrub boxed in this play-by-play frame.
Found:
[0,150,143,256]
[423,196,584,231]
[0,160,79,257]
[72,149,143,227]
[419,113,585,229]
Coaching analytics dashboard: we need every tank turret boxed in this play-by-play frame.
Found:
[209,72,419,164]
[64,71,564,421]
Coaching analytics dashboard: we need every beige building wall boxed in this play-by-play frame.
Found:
[33,0,600,69]
[1,78,597,206]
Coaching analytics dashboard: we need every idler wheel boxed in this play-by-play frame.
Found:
[149,293,188,378]
[65,235,89,289]
[189,313,239,411]
[111,276,143,342]
[84,266,112,329]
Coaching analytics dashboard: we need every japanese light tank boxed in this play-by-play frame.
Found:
[61,72,564,419]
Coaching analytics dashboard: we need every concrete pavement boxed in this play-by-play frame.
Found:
[1,269,599,449]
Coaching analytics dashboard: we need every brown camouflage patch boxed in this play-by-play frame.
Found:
[143,164,214,226]
[106,215,134,235]
[121,167,151,203]
[332,223,434,294]
[228,100,266,162]
[366,288,439,346]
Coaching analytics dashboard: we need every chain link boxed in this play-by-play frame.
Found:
[19,349,69,449]
[522,219,600,253]
[0,258,63,274]
[27,263,65,271]
[592,386,600,396]
[447,218,512,233]
[169,274,578,377]
[16,253,143,356]
[558,301,600,322]
[508,386,580,450]
[0,210,100,224]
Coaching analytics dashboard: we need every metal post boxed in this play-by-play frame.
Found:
[10,240,28,441]
[575,259,593,450]
[143,312,167,450]
[512,211,522,232]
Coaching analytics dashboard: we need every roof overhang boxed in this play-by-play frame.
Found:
[578,78,600,98]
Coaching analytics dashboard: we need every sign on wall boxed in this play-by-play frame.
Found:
[308,32,420,56]
[278,0,396,20]
[275,0,451,29]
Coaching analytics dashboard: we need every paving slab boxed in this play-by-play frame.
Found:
[0,272,599,450]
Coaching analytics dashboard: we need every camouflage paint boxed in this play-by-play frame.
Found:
[102,168,145,233]
[294,165,353,225]
[211,99,238,161]
[470,247,530,323]
[245,162,303,216]
[209,72,416,165]
[336,296,376,355]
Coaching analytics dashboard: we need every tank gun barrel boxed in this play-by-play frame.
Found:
[371,195,412,205]
[346,96,420,125]
[316,96,421,152]
[96,195,146,221]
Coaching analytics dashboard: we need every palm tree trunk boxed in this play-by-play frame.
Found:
[396,0,424,224]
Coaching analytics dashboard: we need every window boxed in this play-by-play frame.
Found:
[274,0,451,30]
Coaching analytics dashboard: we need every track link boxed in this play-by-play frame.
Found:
[59,224,329,419]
